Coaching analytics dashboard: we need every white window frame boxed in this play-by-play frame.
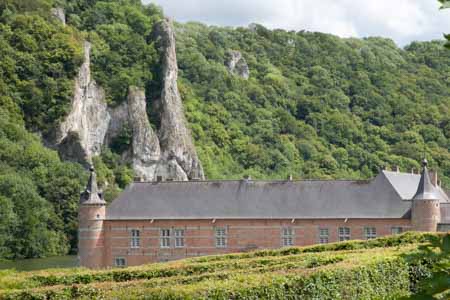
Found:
[319,228,329,244]
[174,228,185,248]
[114,257,126,267]
[364,227,377,240]
[215,227,227,248]
[281,227,294,246]
[160,228,171,248]
[338,227,350,241]
[130,229,140,248]
[391,227,403,235]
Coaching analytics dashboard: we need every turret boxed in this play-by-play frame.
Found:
[78,166,106,268]
[411,159,442,232]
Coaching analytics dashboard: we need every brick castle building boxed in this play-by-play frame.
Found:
[78,159,450,268]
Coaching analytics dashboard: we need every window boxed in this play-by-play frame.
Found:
[114,257,126,267]
[364,227,377,240]
[319,228,329,244]
[160,229,171,248]
[282,227,294,246]
[391,227,403,235]
[338,227,350,241]
[215,227,227,248]
[131,229,140,248]
[174,228,185,248]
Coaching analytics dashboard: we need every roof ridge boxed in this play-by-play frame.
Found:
[132,179,370,184]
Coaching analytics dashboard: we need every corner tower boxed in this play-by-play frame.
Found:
[411,159,442,232]
[78,166,106,268]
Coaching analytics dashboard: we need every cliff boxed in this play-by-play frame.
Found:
[55,41,109,165]
[55,20,203,181]
[154,18,204,180]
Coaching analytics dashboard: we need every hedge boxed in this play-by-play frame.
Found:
[0,232,441,299]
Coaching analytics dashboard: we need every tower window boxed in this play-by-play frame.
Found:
[215,227,227,248]
[160,229,171,248]
[130,229,140,248]
[174,228,185,248]
[338,227,351,241]
[364,227,377,240]
[319,228,329,244]
[282,227,294,246]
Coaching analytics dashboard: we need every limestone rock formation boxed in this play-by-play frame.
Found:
[108,87,191,182]
[56,19,204,181]
[225,50,249,79]
[127,87,161,181]
[56,42,109,165]
[154,18,204,180]
[51,7,66,25]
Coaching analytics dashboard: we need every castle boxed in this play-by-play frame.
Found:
[78,159,450,268]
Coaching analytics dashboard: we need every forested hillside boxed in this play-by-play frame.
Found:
[0,0,449,259]
[176,23,450,183]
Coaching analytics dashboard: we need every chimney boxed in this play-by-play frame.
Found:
[429,170,438,187]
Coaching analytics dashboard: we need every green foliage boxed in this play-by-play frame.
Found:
[110,124,132,154]
[0,1,83,133]
[92,149,133,202]
[177,23,450,184]
[63,0,163,105]
[0,109,86,258]
[404,234,450,299]
[0,233,443,299]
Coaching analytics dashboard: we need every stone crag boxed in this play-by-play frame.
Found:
[225,50,249,79]
[154,18,204,180]
[55,19,204,181]
[55,41,109,165]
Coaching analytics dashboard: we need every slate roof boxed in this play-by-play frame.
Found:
[80,167,106,205]
[382,171,449,201]
[412,161,443,201]
[106,170,449,220]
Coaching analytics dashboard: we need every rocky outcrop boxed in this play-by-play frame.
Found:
[107,87,192,182]
[51,7,66,25]
[56,19,204,181]
[225,50,249,79]
[154,18,204,180]
[127,87,161,181]
[56,42,109,165]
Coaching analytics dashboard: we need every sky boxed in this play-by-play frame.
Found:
[144,0,450,47]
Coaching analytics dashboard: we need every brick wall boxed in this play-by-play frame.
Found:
[101,218,411,268]
[78,205,106,268]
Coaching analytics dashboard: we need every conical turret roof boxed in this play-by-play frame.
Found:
[80,166,106,205]
[412,159,442,201]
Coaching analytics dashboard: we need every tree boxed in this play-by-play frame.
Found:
[440,0,450,48]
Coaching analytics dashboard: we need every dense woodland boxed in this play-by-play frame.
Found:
[0,0,449,259]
